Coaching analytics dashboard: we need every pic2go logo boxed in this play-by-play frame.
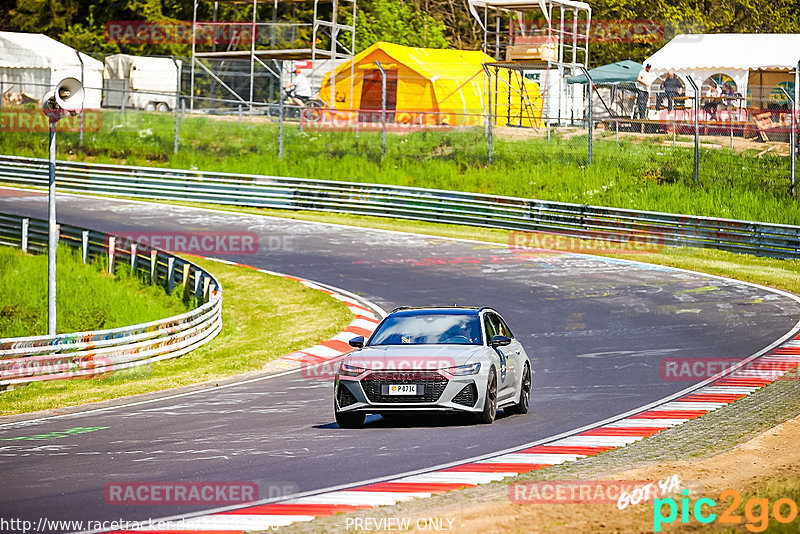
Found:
[654,489,800,532]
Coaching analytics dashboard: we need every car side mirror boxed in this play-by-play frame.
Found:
[349,336,364,348]
[489,335,511,348]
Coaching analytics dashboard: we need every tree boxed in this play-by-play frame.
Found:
[353,0,448,52]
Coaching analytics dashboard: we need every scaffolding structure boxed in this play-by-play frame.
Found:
[189,0,356,110]
[468,0,591,124]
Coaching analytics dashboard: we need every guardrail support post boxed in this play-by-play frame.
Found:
[150,250,157,284]
[130,242,137,272]
[167,256,175,294]
[81,230,89,263]
[108,236,115,274]
[21,218,28,253]
[182,263,190,287]
[195,271,203,298]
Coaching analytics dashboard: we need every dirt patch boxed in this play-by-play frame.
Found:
[381,414,800,533]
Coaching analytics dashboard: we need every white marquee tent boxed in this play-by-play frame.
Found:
[644,34,800,109]
[0,31,103,108]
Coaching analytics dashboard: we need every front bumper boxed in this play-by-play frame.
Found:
[335,369,487,414]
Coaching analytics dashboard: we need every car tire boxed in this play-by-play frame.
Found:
[156,102,170,112]
[144,102,156,112]
[475,367,497,424]
[335,405,365,429]
[506,362,531,415]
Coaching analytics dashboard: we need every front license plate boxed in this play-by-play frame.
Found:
[388,384,420,395]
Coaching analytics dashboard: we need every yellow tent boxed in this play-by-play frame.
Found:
[317,42,542,127]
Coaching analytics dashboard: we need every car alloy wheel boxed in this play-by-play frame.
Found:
[507,362,531,415]
[476,367,497,424]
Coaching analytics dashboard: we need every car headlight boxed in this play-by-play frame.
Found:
[338,362,366,377]
[443,362,481,376]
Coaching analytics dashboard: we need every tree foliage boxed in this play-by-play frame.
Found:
[2,0,800,64]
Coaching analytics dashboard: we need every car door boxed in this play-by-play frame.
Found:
[495,314,523,396]
[484,312,517,400]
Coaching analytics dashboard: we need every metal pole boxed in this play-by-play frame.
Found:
[249,0,257,111]
[190,0,197,111]
[686,76,699,184]
[794,61,799,197]
[615,119,618,143]
[121,78,126,117]
[48,118,57,335]
[579,67,593,165]
[171,56,180,154]
[238,104,243,125]
[375,61,386,160]
[278,64,284,158]
[484,65,493,163]
[781,86,796,197]
[75,51,84,147]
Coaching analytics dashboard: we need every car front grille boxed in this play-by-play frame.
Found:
[361,371,448,403]
[337,383,358,407]
[453,382,478,407]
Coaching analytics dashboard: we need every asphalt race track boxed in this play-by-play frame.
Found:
[1,187,799,532]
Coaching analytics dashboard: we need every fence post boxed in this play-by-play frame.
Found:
[793,62,799,197]
[278,63,284,159]
[167,256,175,294]
[483,65,493,163]
[238,104,242,125]
[686,76,700,184]
[374,61,387,161]
[108,236,115,274]
[181,99,185,124]
[579,67,593,165]
[75,51,84,147]
[82,230,89,263]
[182,263,190,287]
[780,87,795,197]
[0,81,4,116]
[121,79,127,118]
[170,56,180,155]
[130,242,137,272]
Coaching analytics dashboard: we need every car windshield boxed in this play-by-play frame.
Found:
[368,314,482,346]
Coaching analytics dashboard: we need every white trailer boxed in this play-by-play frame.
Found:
[103,55,181,111]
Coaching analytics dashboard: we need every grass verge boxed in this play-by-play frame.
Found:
[1,108,798,225]
[0,256,352,416]
[0,245,188,337]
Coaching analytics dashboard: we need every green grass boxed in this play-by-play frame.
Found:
[2,107,797,225]
[0,245,188,337]
[0,256,352,415]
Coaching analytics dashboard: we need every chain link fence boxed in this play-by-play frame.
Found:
[1,55,797,223]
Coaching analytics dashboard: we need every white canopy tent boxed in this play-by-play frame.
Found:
[644,34,800,109]
[0,32,103,108]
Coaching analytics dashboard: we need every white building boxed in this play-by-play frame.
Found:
[0,31,103,108]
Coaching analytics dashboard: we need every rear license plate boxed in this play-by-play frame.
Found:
[387,384,421,395]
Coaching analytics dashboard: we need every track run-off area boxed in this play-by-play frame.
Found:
[1,187,800,533]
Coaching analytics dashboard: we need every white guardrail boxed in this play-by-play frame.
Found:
[0,213,222,388]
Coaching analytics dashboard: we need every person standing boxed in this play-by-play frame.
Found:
[703,81,722,120]
[635,64,654,119]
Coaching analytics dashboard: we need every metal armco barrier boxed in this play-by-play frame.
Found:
[0,212,222,387]
[0,154,799,259]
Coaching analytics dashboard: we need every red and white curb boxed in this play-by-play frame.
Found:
[108,335,800,533]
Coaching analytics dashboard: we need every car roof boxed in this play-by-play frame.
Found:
[388,306,493,317]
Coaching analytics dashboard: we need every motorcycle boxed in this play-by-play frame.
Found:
[268,89,325,121]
